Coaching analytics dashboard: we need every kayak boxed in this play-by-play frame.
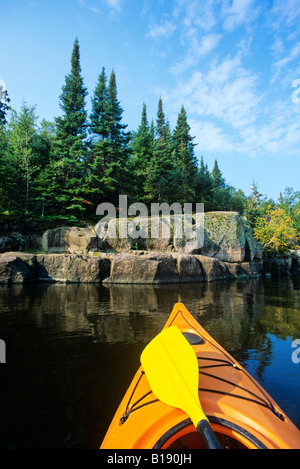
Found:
[100,303,300,449]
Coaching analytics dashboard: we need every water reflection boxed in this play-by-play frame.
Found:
[0,277,299,448]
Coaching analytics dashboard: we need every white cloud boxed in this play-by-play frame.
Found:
[174,55,261,130]
[105,0,122,10]
[198,33,222,54]
[190,119,236,153]
[77,0,101,14]
[174,0,260,33]
[173,0,218,32]
[146,1,300,161]
[146,20,176,39]
[271,0,300,28]
[222,0,260,31]
[164,52,300,157]
[272,41,300,84]
[172,33,221,74]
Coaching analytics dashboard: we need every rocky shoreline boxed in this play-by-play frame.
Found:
[0,250,298,286]
[0,211,299,285]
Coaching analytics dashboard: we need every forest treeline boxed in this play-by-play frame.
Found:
[0,39,299,253]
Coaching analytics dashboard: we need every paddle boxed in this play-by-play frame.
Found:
[140,325,222,449]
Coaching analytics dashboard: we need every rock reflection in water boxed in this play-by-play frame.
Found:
[0,281,263,347]
[0,277,299,448]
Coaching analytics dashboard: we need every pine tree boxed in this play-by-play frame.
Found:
[172,106,198,202]
[51,38,88,221]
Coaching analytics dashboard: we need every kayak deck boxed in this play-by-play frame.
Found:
[100,303,300,449]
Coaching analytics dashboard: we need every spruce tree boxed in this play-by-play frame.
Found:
[173,106,198,202]
[0,89,10,216]
[144,98,180,204]
[195,156,214,210]
[90,67,109,142]
[102,69,131,204]
[87,68,131,208]
[211,159,231,210]
[52,38,88,221]
[0,88,10,126]
[211,159,226,188]
[85,67,109,209]
[131,103,154,201]
[245,181,264,227]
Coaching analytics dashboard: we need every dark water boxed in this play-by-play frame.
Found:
[0,276,299,449]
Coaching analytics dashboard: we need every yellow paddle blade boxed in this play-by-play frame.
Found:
[140,326,207,428]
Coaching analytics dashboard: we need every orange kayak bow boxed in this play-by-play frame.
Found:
[101,303,300,449]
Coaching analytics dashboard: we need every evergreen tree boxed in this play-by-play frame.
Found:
[195,156,214,210]
[51,37,88,221]
[85,67,109,209]
[90,67,109,142]
[245,180,264,226]
[144,98,180,204]
[211,159,226,188]
[131,103,154,201]
[87,68,131,208]
[102,69,131,204]
[228,187,247,214]
[210,159,231,210]
[0,87,11,126]
[0,88,11,214]
[172,106,198,201]
[30,120,56,220]
[155,97,166,140]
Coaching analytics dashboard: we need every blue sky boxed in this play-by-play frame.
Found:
[1,0,300,201]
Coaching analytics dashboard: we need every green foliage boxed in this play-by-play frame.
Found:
[50,38,88,222]
[144,99,181,204]
[0,90,11,126]
[87,67,132,209]
[243,183,300,255]
[254,206,297,254]
[0,36,297,258]
[130,103,154,202]
[278,187,300,237]
[172,106,198,203]
[244,181,264,227]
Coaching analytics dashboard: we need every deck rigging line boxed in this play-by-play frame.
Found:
[120,309,284,424]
